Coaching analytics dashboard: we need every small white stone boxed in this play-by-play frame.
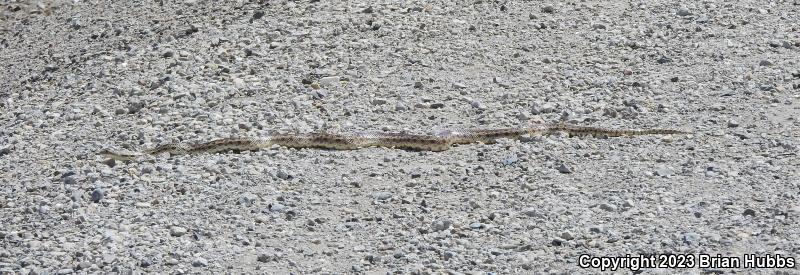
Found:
[170,226,188,237]
[319,76,340,86]
[192,257,208,267]
[233,78,245,88]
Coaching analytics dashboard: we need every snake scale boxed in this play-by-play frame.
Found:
[99,123,687,161]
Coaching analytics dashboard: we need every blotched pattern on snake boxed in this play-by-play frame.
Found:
[99,123,688,160]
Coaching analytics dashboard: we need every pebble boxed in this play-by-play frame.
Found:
[311,89,328,99]
[541,5,554,13]
[520,208,545,219]
[239,193,258,206]
[622,200,634,208]
[431,218,453,232]
[707,163,722,172]
[372,192,393,201]
[653,165,674,177]
[502,156,518,166]
[591,23,606,30]
[676,7,692,16]
[128,100,145,114]
[759,60,773,66]
[233,78,245,88]
[140,165,154,174]
[90,188,105,203]
[470,100,485,109]
[683,232,701,245]
[599,203,618,212]
[493,77,510,88]
[63,175,78,185]
[102,253,116,264]
[589,225,606,234]
[394,102,408,111]
[318,76,340,86]
[727,120,739,128]
[556,163,572,174]
[269,203,287,213]
[743,209,756,217]
[170,226,188,237]
[429,103,445,109]
[276,170,292,180]
[192,257,208,267]
[469,222,484,229]
[252,10,265,20]
[560,231,574,240]
[91,106,108,116]
[531,102,555,114]
[76,261,91,270]
[257,253,275,263]
[371,98,387,105]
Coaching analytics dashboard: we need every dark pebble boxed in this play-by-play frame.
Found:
[91,188,105,203]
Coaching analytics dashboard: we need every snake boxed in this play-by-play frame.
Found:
[98,123,688,161]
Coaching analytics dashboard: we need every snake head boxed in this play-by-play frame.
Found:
[97,148,138,161]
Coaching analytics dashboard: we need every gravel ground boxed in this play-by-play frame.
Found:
[1,1,799,274]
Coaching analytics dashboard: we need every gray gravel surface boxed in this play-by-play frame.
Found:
[1,1,799,274]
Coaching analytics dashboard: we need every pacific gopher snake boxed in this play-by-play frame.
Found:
[99,123,688,161]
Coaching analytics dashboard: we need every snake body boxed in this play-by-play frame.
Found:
[99,123,687,160]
